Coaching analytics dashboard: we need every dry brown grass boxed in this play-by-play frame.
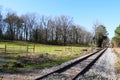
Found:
[113,48,120,78]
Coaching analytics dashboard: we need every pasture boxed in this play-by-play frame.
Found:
[0,41,91,73]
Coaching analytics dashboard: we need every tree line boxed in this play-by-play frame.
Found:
[0,8,109,47]
[112,25,120,47]
[0,10,92,46]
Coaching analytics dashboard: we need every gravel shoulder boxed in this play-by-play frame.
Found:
[78,48,118,80]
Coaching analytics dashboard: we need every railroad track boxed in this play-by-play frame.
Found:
[35,48,108,80]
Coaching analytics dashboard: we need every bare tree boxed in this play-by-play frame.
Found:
[47,18,55,43]
[21,13,37,41]
[92,20,100,46]
[60,16,73,45]
[0,9,3,39]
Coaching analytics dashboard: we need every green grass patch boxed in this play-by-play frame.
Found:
[0,41,85,54]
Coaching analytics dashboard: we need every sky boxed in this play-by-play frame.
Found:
[0,0,120,39]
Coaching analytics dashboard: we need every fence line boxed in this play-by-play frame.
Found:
[27,44,35,53]
[0,44,35,53]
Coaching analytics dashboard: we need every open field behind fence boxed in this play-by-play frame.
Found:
[0,43,35,54]
[0,41,87,54]
[0,41,92,72]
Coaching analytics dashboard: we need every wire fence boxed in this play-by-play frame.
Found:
[0,44,35,54]
[0,41,90,55]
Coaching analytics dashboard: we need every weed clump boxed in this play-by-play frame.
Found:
[18,53,53,65]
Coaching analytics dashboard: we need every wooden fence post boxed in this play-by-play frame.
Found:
[33,44,35,53]
[5,43,6,53]
[27,44,28,53]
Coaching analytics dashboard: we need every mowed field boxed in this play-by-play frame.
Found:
[0,41,92,73]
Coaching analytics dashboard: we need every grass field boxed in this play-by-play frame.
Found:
[0,41,86,54]
[0,41,92,73]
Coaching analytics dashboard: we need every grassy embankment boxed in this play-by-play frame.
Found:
[0,41,92,73]
[113,48,120,78]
